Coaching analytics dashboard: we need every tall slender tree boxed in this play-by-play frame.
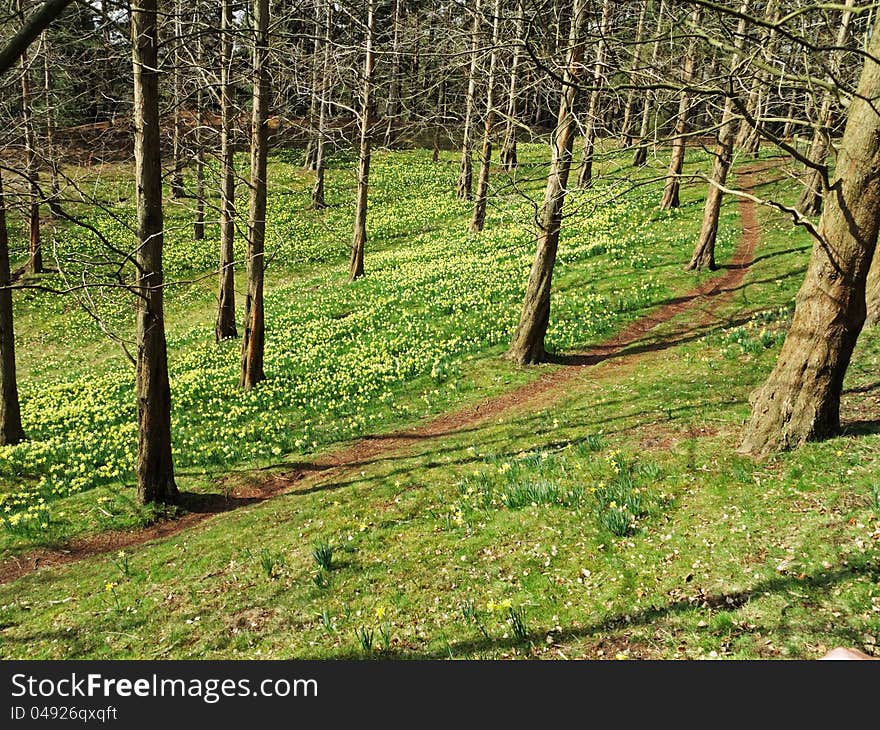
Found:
[216,0,237,341]
[240,0,270,389]
[349,0,375,281]
[577,0,611,189]
[312,0,332,210]
[658,5,701,210]
[457,0,482,201]
[632,0,664,167]
[18,0,41,274]
[0,171,24,446]
[469,0,502,233]
[132,0,178,504]
[506,0,586,365]
[499,0,523,171]
[687,2,750,272]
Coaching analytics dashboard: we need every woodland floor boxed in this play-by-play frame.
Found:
[1,148,879,659]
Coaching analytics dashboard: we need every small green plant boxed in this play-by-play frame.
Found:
[599,506,635,537]
[312,541,334,571]
[312,571,330,589]
[355,626,374,654]
[870,483,880,511]
[507,606,529,643]
[258,549,284,580]
[111,549,131,578]
[379,622,392,651]
[501,480,583,509]
[320,609,333,633]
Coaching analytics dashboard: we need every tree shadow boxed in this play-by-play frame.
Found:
[330,557,880,659]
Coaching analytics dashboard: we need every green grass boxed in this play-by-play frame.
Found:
[1,142,729,553]
[1,143,878,659]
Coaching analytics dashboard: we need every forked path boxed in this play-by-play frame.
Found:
[0,169,765,585]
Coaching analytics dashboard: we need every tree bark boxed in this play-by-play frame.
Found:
[240,0,270,389]
[457,0,482,201]
[349,0,375,281]
[193,7,205,241]
[506,0,586,365]
[632,0,663,167]
[383,0,403,148]
[312,0,331,210]
[741,13,880,455]
[170,0,184,198]
[577,0,611,189]
[499,0,523,171]
[658,6,701,210]
[216,0,237,341]
[688,3,750,272]
[41,31,60,217]
[469,0,502,234]
[302,0,322,170]
[132,0,178,504]
[0,171,24,446]
[619,0,647,148]
[18,0,41,275]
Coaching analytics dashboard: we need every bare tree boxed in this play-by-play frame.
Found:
[576,0,611,189]
[658,5,700,210]
[456,0,482,201]
[506,0,586,365]
[215,0,237,342]
[349,0,375,281]
[687,2,750,272]
[132,0,178,504]
[469,0,501,233]
[240,0,270,389]
[0,170,24,445]
[741,10,880,455]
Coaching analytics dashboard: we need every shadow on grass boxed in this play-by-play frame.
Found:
[332,555,880,659]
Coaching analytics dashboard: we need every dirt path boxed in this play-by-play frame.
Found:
[0,168,765,586]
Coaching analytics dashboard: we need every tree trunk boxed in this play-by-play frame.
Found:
[688,3,750,272]
[132,0,178,504]
[499,0,523,171]
[302,0,322,170]
[193,7,205,241]
[798,0,854,215]
[577,0,611,189]
[349,0,375,281]
[457,0,482,201]
[740,14,880,455]
[312,0,331,210]
[41,31,60,217]
[18,0,41,275]
[216,0,237,341]
[0,171,24,446]
[432,79,445,163]
[240,0,270,389]
[658,6,700,210]
[170,0,184,198]
[383,0,402,148]
[469,0,502,234]
[632,0,663,167]
[619,0,647,148]
[506,0,586,365]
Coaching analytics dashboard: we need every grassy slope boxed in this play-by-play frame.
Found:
[1,148,878,659]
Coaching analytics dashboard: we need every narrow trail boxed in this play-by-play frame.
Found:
[0,168,766,586]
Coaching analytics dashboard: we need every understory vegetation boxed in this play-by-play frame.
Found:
[1,146,879,659]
